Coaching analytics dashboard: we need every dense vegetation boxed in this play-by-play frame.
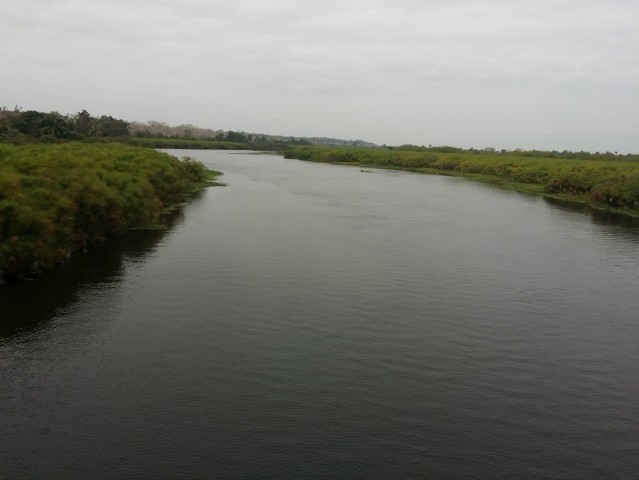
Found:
[0,143,215,282]
[126,136,308,151]
[284,146,639,215]
[1,107,315,150]
[127,137,247,150]
[1,107,129,143]
[394,144,639,162]
[129,120,375,148]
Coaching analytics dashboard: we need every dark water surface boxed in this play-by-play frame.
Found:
[2,151,639,479]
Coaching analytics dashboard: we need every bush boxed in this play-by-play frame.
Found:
[0,143,212,280]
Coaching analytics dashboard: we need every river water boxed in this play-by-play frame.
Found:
[2,151,639,479]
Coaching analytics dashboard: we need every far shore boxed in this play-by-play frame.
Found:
[283,146,639,219]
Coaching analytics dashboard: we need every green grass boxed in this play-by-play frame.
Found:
[126,137,246,150]
[0,143,219,281]
[284,146,639,216]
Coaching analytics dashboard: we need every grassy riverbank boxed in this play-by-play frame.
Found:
[127,137,246,150]
[126,136,309,151]
[284,146,639,216]
[0,143,218,282]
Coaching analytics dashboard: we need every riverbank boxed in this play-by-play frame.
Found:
[283,146,639,217]
[127,137,246,150]
[0,143,219,283]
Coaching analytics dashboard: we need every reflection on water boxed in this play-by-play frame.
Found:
[0,206,188,339]
[543,196,639,230]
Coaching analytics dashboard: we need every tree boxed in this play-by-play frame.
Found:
[224,131,248,142]
[74,110,95,137]
[95,116,129,137]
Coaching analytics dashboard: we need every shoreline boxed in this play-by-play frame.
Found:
[283,147,639,219]
[360,162,639,219]
[0,144,221,285]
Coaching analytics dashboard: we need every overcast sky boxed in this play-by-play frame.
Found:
[2,0,638,151]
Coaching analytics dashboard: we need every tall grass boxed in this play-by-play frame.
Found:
[284,146,639,214]
[0,143,214,280]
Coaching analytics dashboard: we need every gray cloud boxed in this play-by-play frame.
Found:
[2,0,638,151]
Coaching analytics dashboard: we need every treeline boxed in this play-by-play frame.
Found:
[129,121,375,148]
[395,144,639,162]
[1,107,129,143]
[284,146,639,214]
[129,121,259,143]
[129,122,313,150]
[0,108,317,150]
[127,136,312,151]
[128,120,224,140]
[0,143,215,282]
[128,137,247,150]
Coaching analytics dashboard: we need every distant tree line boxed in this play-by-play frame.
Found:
[129,121,314,146]
[1,107,374,150]
[0,107,130,144]
[394,144,638,162]
[127,121,316,150]
[129,120,381,148]
[128,121,224,140]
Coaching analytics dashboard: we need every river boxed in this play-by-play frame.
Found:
[1,150,638,479]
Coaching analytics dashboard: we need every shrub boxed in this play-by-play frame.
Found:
[0,143,212,280]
